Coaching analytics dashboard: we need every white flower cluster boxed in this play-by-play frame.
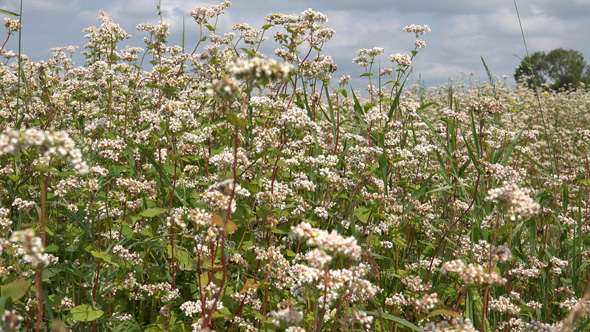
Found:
[12,197,36,211]
[389,53,412,67]
[288,261,379,307]
[466,98,503,115]
[0,128,88,174]
[226,57,294,83]
[136,21,170,40]
[385,293,406,308]
[489,296,521,314]
[353,47,385,67]
[509,263,540,279]
[299,8,328,24]
[3,18,21,32]
[59,297,75,309]
[400,274,431,293]
[116,177,157,198]
[285,327,306,332]
[403,24,431,35]
[291,222,361,260]
[347,310,374,330]
[209,147,249,172]
[0,207,11,228]
[522,320,560,332]
[299,55,336,81]
[292,172,317,191]
[328,263,381,302]
[166,207,188,229]
[423,317,477,332]
[200,179,250,214]
[357,47,385,57]
[415,39,427,48]
[550,256,568,267]
[180,301,202,317]
[279,106,319,131]
[304,248,332,269]
[9,229,49,267]
[288,263,321,299]
[485,181,540,221]
[481,161,525,183]
[190,1,232,24]
[112,245,144,265]
[269,308,303,326]
[414,293,438,313]
[441,259,506,285]
[82,10,130,56]
[1,310,23,331]
[363,106,389,125]
[314,206,329,219]
[206,76,241,100]
[254,178,293,210]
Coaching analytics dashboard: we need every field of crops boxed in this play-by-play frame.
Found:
[0,2,589,331]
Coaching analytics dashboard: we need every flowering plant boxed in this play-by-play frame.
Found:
[0,2,588,332]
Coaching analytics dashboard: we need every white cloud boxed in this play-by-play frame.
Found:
[2,0,80,21]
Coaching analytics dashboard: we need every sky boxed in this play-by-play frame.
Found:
[1,0,589,88]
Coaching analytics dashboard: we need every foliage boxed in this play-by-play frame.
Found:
[0,2,589,332]
[514,48,590,91]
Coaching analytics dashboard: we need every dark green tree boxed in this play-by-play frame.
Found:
[514,48,590,91]
[514,51,549,88]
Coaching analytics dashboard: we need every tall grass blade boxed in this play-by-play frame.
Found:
[365,311,423,331]
[0,9,19,16]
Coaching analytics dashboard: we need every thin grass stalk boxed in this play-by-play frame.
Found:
[513,0,559,176]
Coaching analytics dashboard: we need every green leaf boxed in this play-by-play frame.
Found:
[212,212,237,234]
[0,9,20,17]
[0,296,13,315]
[575,317,590,332]
[425,185,455,195]
[240,48,255,58]
[130,141,193,208]
[1,279,32,301]
[426,309,462,319]
[271,225,290,235]
[140,207,169,218]
[350,89,367,125]
[213,307,232,319]
[500,127,524,166]
[44,243,59,253]
[354,206,371,224]
[387,80,407,122]
[469,110,481,158]
[70,304,104,322]
[514,148,551,178]
[489,222,515,236]
[324,85,337,140]
[365,311,422,331]
[562,184,569,212]
[226,113,246,129]
[90,251,118,267]
[167,245,192,271]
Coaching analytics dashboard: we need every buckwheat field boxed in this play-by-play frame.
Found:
[0,2,589,332]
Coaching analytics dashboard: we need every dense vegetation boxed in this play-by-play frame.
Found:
[0,2,589,331]
[514,48,590,91]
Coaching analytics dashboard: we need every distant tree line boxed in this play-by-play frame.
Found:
[514,48,590,91]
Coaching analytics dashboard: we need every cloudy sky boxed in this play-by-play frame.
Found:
[1,0,589,88]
